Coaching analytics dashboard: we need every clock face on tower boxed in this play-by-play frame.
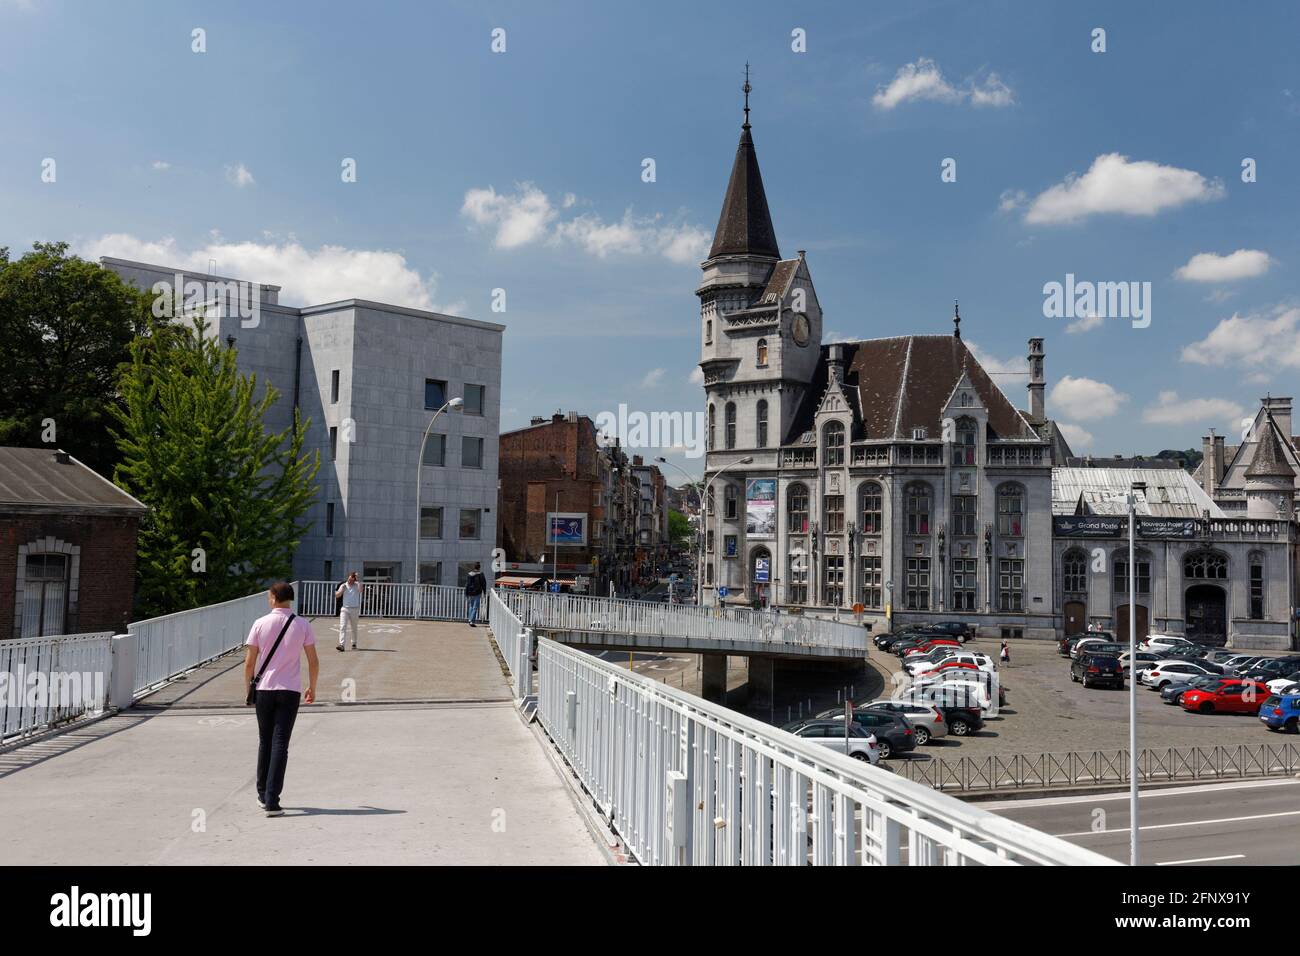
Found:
[791,313,810,346]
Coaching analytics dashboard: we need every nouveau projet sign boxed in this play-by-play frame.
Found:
[1053,516,1198,539]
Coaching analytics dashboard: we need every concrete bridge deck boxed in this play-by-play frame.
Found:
[0,618,608,865]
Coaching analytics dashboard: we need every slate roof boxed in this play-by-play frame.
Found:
[1052,467,1225,518]
[708,125,780,260]
[1246,416,1296,478]
[0,447,147,514]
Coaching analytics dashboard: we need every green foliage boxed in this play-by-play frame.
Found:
[668,509,693,547]
[0,242,155,474]
[111,316,321,617]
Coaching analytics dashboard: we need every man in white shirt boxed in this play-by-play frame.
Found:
[335,572,361,651]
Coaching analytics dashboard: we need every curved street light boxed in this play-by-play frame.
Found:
[415,397,464,587]
[698,456,754,606]
[655,456,702,605]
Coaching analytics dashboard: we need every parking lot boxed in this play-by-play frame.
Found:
[865,637,1291,764]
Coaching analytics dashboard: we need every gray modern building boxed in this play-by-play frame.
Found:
[103,258,504,588]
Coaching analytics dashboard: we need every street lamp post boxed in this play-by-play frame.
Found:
[655,456,701,606]
[415,397,464,587]
[1126,481,1145,867]
[698,456,754,607]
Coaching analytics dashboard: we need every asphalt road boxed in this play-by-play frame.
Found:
[985,778,1300,865]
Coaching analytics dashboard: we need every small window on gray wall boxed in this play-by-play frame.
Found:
[422,435,446,467]
[464,384,485,416]
[330,427,338,460]
[331,369,340,403]
[326,502,335,536]
[425,379,447,410]
[462,436,483,469]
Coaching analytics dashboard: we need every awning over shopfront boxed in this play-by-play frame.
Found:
[493,575,542,588]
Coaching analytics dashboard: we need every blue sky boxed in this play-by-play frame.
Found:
[3,0,1299,478]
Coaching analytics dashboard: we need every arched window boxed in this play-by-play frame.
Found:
[1184,551,1228,579]
[725,402,736,450]
[1114,549,1153,594]
[756,400,769,448]
[1063,549,1088,594]
[1249,551,1265,620]
[787,483,809,534]
[905,482,931,535]
[997,483,1025,537]
[859,482,882,534]
[823,421,845,466]
[953,417,977,466]
[724,483,738,520]
[708,404,715,451]
[756,338,768,367]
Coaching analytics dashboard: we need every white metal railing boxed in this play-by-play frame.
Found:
[487,590,533,699]
[536,637,1116,866]
[128,591,269,693]
[1,632,114,744]
[294,581,483,623]
[501,590,868,654]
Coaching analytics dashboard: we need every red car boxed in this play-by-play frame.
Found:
[912,661,980,678]
[1180,679,1271,715]
[904,639,961,657]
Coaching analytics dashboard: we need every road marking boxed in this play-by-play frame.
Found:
[1155,854,1245,866]
[1056,808,1300,838]
[982,777,1300,810]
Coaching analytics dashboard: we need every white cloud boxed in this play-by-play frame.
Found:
[998,189,1027,213]
[77,234,460,312]
[872,58,1015,111]
[688,367,704,385]
[1180,305,1300,372]
[151,160,171,171]
[1023,153,1224,225]
[1141,391,1245,428]
[1174,249,1273,283]
[224,163,255,188]
[462,183,709,264]
[640,368,665,388]
[1048,375,1127,420]
[1065,313,1105,334]
[1058,423,1095,449]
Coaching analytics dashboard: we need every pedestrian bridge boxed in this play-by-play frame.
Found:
[0,582,1114,866]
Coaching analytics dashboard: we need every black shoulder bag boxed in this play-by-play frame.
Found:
[247,613,296,706]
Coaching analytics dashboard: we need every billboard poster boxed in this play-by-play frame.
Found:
[546,512,587,546]
[1138,518,1198,539]
[745,478,777,537]
[1052,516,1124,537]
[754,556,770,583]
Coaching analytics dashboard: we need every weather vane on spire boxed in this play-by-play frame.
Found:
[743,62,752,129]
[953,300,961,339]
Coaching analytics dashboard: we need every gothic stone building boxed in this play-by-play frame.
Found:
[697,107,1072,640]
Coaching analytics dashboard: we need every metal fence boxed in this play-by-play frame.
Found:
[535,636,1113,866]
[502,590,868,654]
[898,742,1300,793]
[295,580,482,623]
[487,590,533,699]
[0,632,114,744]
[128,591,269,693]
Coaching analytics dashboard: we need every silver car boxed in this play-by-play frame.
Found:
[861,699,949,745]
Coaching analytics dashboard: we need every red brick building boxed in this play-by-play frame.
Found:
[0,448,146,638]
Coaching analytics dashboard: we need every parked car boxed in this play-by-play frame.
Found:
[860,700,948,745]
[1180,679,1271,715]
[896,689,985,736]
[907,677,997,715]
[924,621,976,643]
[816,708,917,758]
[902,638,962,657]
[1259,693,1300,733]
[906,651,994,677]
[1160,674,1222,706]
[912,666,1005,703]
[1117,650,1165,676]
[781,718,880,762]
[1071,636,1115,659]
[1205,649,1241,664]
[1141,660,1222,689]
[1266,671,1300,694]
[1221,655,1268,673]
[1140,634,1198,653]
[1238,660,1293,683]
[1071,653,1125,689]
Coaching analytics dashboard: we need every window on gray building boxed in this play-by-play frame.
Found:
[756,338,768,367]
[425,379,448,410]
[1114,555,1151,594]
[463,384,485,416]
[824,495,844,534]
[861,555,882,608]
[953,417,977,465]
[1063,550,1087,593]
[952,494,976,536]
[905,483,931,535]
[330,426,338,460]
[906,557,930,610]
[997,484,1024,536]
[1250,556,1265,619]
[756,400,768,448]
[952,558,977,610]
[462,436,484,469]
[787,483,809,534]
[420,562,442,585]
[725,403,736,450]
[706,530,715,553]
[999,558,1024,611]
[326,502,335,536]
[459,509,481,540]
[724,483,738,520]
[823,421,845,466]
[708,404,715,451]
[1184,551,1228,579]
[824,556,844,606]
[422,435,446,467]
[420,506,443,539]
[788,550,808,604]
[324,560,333,582]
[330,369,340,404]
[859,482,882,534]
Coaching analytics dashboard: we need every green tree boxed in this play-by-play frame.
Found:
[111,316,321,617]
[668,509,693,548]
[0,242,155,474]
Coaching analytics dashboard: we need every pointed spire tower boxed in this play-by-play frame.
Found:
[708,65,781,261]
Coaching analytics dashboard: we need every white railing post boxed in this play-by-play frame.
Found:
[108,633,137,710]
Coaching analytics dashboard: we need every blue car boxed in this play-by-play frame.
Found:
[1259,693,1300,733]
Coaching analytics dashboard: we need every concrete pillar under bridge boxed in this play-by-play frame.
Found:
[747,656,775,712]
[701,653,727,703]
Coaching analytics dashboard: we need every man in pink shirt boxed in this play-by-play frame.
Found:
[243,581,319,816]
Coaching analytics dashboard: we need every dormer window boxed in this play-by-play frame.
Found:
[912,426,927,441]
[756,338,768,367]
[960,391,971,407]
